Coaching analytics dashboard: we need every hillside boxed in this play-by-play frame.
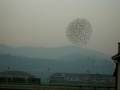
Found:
[0,45,115,83]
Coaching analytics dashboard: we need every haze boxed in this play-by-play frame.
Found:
[0,0,120,55]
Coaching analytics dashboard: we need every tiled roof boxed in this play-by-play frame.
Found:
[0,70,34,78]
[112,54,120,61]
[51,73,113,78]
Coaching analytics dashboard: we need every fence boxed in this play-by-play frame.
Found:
[0,84,115,90]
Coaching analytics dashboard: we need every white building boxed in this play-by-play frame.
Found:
[49,73,115,87]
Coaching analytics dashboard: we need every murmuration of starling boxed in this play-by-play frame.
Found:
[66,18,93,46]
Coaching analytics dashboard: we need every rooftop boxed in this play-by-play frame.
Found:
[112,42,120,61]
[0,70,34,78]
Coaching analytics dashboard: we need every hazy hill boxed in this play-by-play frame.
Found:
[0,45,113,59]
[0,45,115,83]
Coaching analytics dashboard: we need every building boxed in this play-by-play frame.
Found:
[49,73,115,87]
[112,42,120,90]
[0,70,41,85]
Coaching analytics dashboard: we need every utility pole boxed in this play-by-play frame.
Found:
[112,42,120,90]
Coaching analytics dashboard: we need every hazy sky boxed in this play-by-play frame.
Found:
[0,0,120,55]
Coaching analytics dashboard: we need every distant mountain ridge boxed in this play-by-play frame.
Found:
[0,45,115,83]
[0,45,110,59]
